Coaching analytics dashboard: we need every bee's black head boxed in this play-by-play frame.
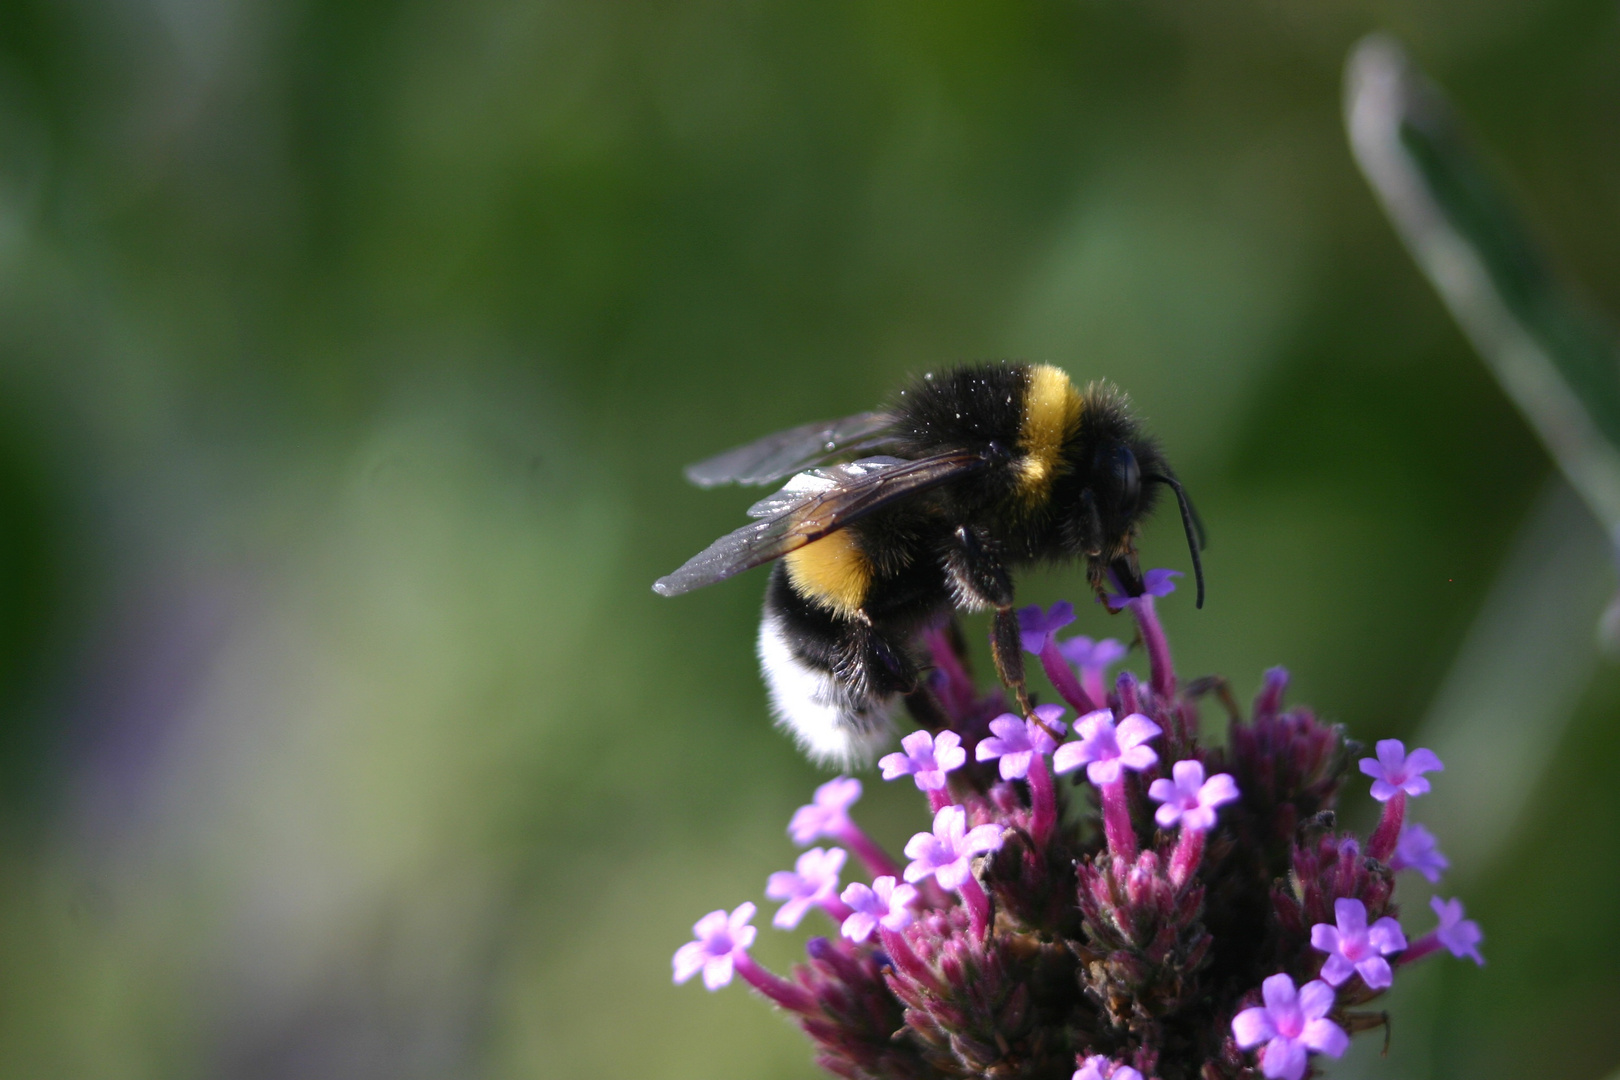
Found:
[1065,388,1205,608]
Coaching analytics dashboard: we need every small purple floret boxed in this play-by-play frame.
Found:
[903,805,1004,891]
[1390,823,1449,883]
[1057,635,1127,672]
[976,706,1065,780]
[1103,568,1182,611]
[1310,897,1406,989]
[1018,600,1076,654]
[1431,896,1485,966]
[1231,973,1349,1080]
[1148,759,1239,832]
[788,776,862,844]
[1052,709,1161,785]
[766,847,847,929]
[672,902,757,991]
[1073,1056,1144,1080]
[879,730,967,792]
[1359,739,1444,802]
[839,875,918,943]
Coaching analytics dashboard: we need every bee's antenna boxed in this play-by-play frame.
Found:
[1146,473,1205,609]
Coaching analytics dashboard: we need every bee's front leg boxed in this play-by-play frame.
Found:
[945,526,1035,721]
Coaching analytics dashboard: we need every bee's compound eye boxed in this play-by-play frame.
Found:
[1098,443,1140,516]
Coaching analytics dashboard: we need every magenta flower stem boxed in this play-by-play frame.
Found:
[734,952,816,1013]
[1129,596,1176,700]
[834,824,902,881]
[1082,669,1109,710]
[1395,933,1442,966]
[1027,752,1057,846]
[926,788,954,813]
[1100,778,1138,862]
[1169,827,1205,889]
[1367,792,1406,862]
[1038,640,1096,713]
[1117,671,1142,717]
[878,925,942,992]
[957,875,993,940]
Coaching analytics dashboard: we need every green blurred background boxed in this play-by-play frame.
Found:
[0,1,1616,1077]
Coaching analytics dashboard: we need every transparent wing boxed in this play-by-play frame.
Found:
[653,451,986,597]
[682,411,897,488]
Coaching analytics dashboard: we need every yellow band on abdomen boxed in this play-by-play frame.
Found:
[785,531,871,618]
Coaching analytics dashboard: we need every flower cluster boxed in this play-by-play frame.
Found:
[674,576,1484,1079]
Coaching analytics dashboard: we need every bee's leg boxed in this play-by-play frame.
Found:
[946,525,1039,723]
[990,605,1034,717]
[902,685,951,732]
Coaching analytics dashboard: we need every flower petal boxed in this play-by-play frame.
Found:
[1296,979,1337,1020]
[1261,973,1299,1013]
[672,941,709,983]
[1355,956,1393,990]
[1368,917,1407,954]
[841,911,877,942]
[1115,713,1163,749]
[701,952,736,990]
[963,823,1006,855]
[1334,898,1368,936]
[1405,747,1444,774]
[1260,1037,1307,1080]
[1302,1017,1349,1058]
[1231,1006,1276,1048]
[1051,741,1089,775]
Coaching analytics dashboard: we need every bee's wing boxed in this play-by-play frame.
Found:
[653,450,986,597]
[682,411,897,488]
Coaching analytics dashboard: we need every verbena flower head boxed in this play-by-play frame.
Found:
[1390,822,1449,882]
[1053,708,1160,784]
[1310,897,1406,989]
[903,804,1004,891]
[839,875,917,943]
[879,730,966,791]
[674,575,1485,1079]
[976,706,1064,780]
[1431,896,1485,966]
[1231,974,1348,1080]
[789,776,862,844]
[672,902,757,990]
[767,847,847,929]
[1359,739,1444,801]
[1149,759,1239,832]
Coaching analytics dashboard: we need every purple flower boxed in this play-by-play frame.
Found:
[879,730,967,792]
[788,776,862,844]
[1358,739,1444,802]
[672,902,758,990]
[1103,568,1182,611]
[1057,635,1127,672]
[1148,759,1239,832]
[766,847,847,929]
[1431,896,1485,966]
[839,875,918,943]
[1017,600,1076,654]
[903,805,1004,891]
[1310,898,1406,989]
[1390,823,1449,883]
[1073,1056,1144,1080]
[1052,709,1161,785]
[976,705,1065,780]
[1231,973,1349,1080]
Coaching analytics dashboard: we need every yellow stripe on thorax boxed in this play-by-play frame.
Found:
[785,530,871,618]
[1015,364,1085,502]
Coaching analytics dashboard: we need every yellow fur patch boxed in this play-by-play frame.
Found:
[785,530,871,618]
[1015,364,1084,501]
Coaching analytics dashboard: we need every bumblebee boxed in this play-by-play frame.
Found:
[654,362,1203,766]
